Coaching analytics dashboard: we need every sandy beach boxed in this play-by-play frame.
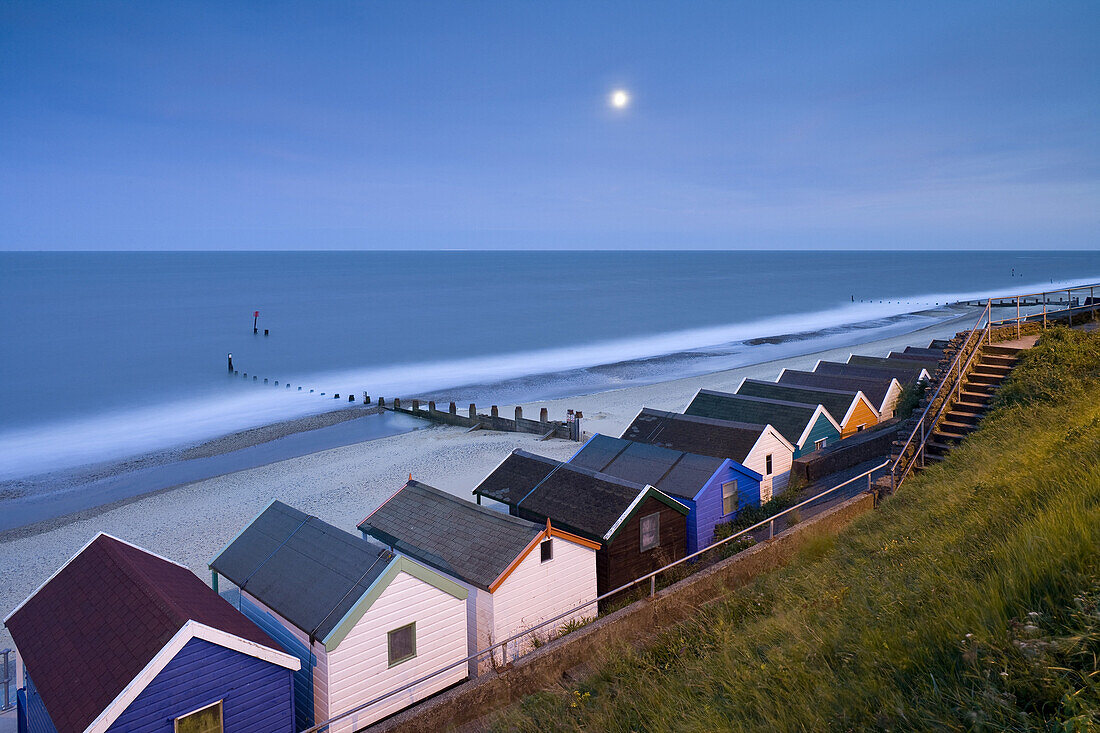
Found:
[0,314,972,648]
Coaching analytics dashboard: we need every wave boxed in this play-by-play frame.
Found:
[0,275,1092,482]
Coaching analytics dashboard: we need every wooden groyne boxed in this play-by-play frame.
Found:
[382,398,583,441]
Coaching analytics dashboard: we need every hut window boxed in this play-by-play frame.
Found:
[174,700,223,733]
[388,622,417,666]
[540,539,553,563]
[857,424,866,432]
[722,480,739,515]
[815,438,827,451]
[639,513,660,552]
[765,454,773,475]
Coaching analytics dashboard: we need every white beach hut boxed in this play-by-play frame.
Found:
[209,500,469,733]
[359,480,600,675]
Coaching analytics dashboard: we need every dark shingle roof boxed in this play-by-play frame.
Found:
[685,389,820,446]
[5,534,280,733]
[777,369,895,409]
[210,501,394,642]
[735,379,861,424]
[815,360,927,384]
[472,450,685,542]
[887,351,941,364]
[845,356,932,381]
[570,434,727,500]
[620,408,767,463]
[902,346,946,359]
[358,480,542,591]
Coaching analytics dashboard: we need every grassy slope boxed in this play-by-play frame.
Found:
[495,328,1100,732]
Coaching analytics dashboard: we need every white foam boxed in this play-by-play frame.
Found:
[1,275,1093,481]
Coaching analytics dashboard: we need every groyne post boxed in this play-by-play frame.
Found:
[428,401,436,413]
[469,404,476,418]
[540,408,548,423]
[227,353,233,372]
[491,406,499,418]
[394,398,401,409]
[515,406,522,421]
[450,402,457,415]
[412,399,420,411]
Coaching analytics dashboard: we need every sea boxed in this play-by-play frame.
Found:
[2,250,1099,490]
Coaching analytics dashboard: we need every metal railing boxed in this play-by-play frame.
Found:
[987,283,1100,338]
[890,281,1100,490]
[300,460,888,732]
[890,301,991,490]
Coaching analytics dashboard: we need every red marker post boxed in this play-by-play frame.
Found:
[253,310,259,334]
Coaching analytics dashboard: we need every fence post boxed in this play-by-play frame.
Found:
[920,420,925,468]
[768,519,774,540]
[1068,289,1073,326]
[650,576,656,597]
[1043,292,1047,328]
[2,647,9,711]
[1016,295,1020,339]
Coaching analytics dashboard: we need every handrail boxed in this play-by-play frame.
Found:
[299,460,888,732]
[889,300,990,489]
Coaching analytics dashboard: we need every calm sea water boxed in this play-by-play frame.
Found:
[2,250,1098,480]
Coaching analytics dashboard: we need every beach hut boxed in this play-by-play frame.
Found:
[814,359,932,385]
[620,408,794,501]
[5,533,299,733]
[777,369,904,419]
[843,356,933,383]
[569,434,762,554]
[209,501,469,733]
[472,450,690,598]
[901,346,946,359]
[357,480,599,674]
[734,379,881,437]
[685,389,841,460]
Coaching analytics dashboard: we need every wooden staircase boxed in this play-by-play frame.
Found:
[923,344,1023,463]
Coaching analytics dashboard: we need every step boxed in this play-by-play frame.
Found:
[968,372,1003,385]
[928,339,951,350]
[984,345,1023,357]
[963,382,995,395]
[923,452,947,463]
[959,390,992,404]
[939,419,977,435]
[932,433,967,447]
[925,440,955,455]
[951,400,987,415]
[944,410,981,425]
[980,354,1017,368]
[974,363,1012,376]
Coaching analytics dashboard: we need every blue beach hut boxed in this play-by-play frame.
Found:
[4,533,300,733]
[569,434,762,554]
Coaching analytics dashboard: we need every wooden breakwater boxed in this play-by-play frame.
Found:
[381,398,583,441]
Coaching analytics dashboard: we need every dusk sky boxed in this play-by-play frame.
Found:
[2,1,1098,250]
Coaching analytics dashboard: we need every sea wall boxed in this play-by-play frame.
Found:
[369,491,876,733]
[383,400,581,440]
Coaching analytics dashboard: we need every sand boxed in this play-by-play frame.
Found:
[0,314,971,647]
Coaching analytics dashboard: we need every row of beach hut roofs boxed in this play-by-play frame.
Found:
[6,344,945,733]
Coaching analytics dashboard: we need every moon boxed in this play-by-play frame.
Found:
[610,89,630,109]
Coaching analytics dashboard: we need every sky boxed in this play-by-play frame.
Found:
[1,1,1098,250]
